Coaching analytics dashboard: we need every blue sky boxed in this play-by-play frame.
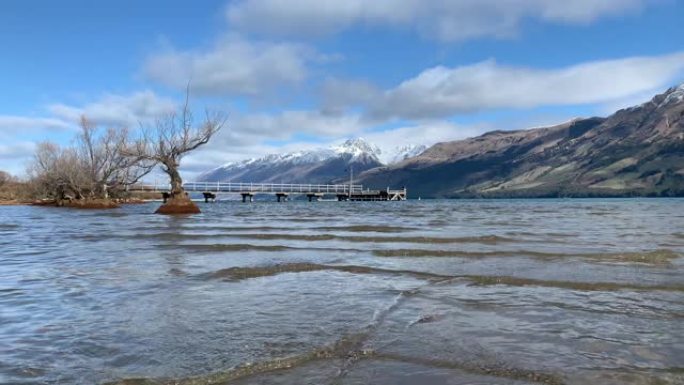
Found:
[1,0,683,177]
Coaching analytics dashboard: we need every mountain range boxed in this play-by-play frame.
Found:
[197,138,427,184]
[198,84,684,197]
[360,84,684,198]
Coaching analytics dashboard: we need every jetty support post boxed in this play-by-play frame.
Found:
[203,192,216,203]
[307,193,323,202]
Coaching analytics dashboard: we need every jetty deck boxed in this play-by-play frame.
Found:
[129,182,407,202]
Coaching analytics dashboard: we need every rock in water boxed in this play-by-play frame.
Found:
[155,195,200,215]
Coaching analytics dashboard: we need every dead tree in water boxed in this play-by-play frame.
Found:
[29,141,90,200]
[76,116,155,198]
[27,119,155,204]
[125,88,226,213]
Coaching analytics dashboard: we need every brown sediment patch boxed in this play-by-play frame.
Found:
[316,225,418,233]
[373,249,554,259]
[119,198,150,205]
[583,249,680,266]
[371,354,565,385]
[30,199,58,206]
[409,313,446,326]
[106,335,564,385]
[155,243,325,253]
[27,198,121,209]
[373,248,681,266]
[106,282,564,385]
[200,263,443,282]
[155,196,200,215]
[198,262,684,292]
[61,199,121,209]
[465,275,684,292]
[0,199,31,206]
[224,233,519,245]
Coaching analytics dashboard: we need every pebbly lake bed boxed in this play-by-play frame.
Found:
[1,199,683,385]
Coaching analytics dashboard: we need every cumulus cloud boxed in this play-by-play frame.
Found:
[226,0,651,41]
[144,35,313,96]
[324,52,684,120]
[48,90,177,127]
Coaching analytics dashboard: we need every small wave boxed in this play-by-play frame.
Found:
[373,248,681,265]
[372,249,543,258]
[104,338,564,385]
[196,263,684,292]
[219,233,517,244]
[105,336,375,385]
[156,243,298,253]
[316,225,417,233]
[372,353,564,385]
[465,275,684,292]
[197,263,443,282]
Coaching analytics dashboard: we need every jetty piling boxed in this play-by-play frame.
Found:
[129,182,406,202]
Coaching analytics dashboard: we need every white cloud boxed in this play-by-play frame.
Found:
[361,121,482,154]
[324,52,684,120]
[0,117,71,176]
[48,90,177,127]
[227,0,651,41]
[233,110,363,138]
[0,116,72,132]
[144,35,313,96]
[0,141,37,176]
[0,141,35,159]
[180,110,366,176]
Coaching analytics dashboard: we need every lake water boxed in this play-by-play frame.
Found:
[1,199,683,385]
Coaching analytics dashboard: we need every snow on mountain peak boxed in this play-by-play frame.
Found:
[334,138,382,158]
[663,83,684,105]
[197,137,432,183]
[383,144,428,165]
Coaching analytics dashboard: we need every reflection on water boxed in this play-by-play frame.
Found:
[0,199,683,385]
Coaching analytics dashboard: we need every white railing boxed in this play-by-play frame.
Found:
[129,181,364,194]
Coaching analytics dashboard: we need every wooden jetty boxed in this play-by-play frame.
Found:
[129,182,407,202]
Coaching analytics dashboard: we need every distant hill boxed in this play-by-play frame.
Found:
[359,84,684,198]
[197,138,427,184]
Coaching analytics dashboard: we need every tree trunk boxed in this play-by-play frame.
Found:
[155,161,200,215]
[166,165,184,199]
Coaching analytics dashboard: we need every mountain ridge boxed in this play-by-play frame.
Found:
[197,138,426,184]
[358,84,684,198]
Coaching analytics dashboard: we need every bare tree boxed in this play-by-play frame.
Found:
[29,141,90,200]
[76,116,154,198]
[0,170,10,187]
[125,89,226,201]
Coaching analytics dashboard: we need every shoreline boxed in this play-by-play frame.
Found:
[0,198,155,207]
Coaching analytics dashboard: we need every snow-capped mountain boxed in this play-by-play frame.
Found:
[383,144,428,165]
[197,138,389,184]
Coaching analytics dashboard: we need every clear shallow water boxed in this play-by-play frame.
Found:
[0,199,683,385]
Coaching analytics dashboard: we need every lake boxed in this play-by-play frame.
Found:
[1,199,683,385]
